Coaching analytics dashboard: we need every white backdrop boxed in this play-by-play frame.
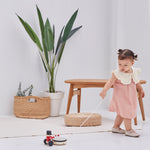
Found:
[0,0,149,117]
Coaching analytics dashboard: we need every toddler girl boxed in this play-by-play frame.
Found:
[100,49,145,137]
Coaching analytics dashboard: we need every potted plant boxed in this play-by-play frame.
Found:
[17,6,82,116]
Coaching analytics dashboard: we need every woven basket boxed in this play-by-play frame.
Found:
[14,96,50,119]
[64,113,102,127]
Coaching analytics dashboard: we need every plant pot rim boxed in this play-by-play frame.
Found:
[43,91,64,94]
[39,91,64,97]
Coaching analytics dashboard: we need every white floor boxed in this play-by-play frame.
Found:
[0,119,150,150]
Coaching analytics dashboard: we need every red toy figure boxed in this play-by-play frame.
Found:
[43,130,60,146]
[44,130,54,146]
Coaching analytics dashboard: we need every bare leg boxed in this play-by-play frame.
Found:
[124,118,132,131]
[124,118,136,133]
[124,118,140,137]
[113,115,124,128]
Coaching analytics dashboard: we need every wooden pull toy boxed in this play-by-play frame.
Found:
[43,130,67,146]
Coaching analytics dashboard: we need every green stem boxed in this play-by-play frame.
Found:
[39,50,56,92]
[49,65,55,93]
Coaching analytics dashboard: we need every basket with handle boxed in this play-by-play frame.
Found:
[14,96,50,119]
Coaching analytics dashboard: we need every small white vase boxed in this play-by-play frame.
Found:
[39,91,64,117]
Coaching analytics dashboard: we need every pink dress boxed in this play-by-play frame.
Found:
[109,68,141,119]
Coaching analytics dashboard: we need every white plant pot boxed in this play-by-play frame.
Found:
[39,91,64,117]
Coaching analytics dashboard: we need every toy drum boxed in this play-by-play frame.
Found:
[53,137,67,145]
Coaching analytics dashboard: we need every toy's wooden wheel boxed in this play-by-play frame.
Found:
[43,139,47,144]
[48,140,53,146]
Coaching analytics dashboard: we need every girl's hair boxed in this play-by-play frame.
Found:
[118,49,138,61]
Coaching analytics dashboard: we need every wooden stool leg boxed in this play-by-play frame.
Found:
[66,84,73,114]
[77,88,81,113]
[134,117,137,125]
[138,90,145,121]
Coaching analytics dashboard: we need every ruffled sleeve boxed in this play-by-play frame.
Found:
[112,70,121,79]
[132,68,141,84]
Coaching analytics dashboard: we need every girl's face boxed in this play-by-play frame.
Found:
[118,58,134,73]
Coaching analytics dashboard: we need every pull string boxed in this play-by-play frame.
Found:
[79,98,103,127]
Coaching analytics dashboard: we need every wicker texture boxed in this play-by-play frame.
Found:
[14,96,50,119]
[64,113,102,127]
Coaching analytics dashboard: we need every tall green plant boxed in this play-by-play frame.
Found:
[17,6,82,92]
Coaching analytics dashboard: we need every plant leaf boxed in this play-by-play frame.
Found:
[17,15,43,51]
[39,52,48,72]
[58,42,66,64]
[52,25,55,51]
[67,26,82,40]
[17,15,36,42]
[43,18,54,51]
[62,9,78,42]
[55,26,64,55]
[55,42,65,64]
[36,5,44,46]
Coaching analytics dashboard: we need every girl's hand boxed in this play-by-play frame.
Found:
[136,83,145,98]
[140,90,145,98]
[99,90,106,99]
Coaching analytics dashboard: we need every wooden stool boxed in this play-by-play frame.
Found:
[65,79,146,125]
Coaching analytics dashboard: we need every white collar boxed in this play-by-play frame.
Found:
[112,68,141,84]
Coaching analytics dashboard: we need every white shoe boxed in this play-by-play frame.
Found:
[112,127,125,134]
[125,129,140,137]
